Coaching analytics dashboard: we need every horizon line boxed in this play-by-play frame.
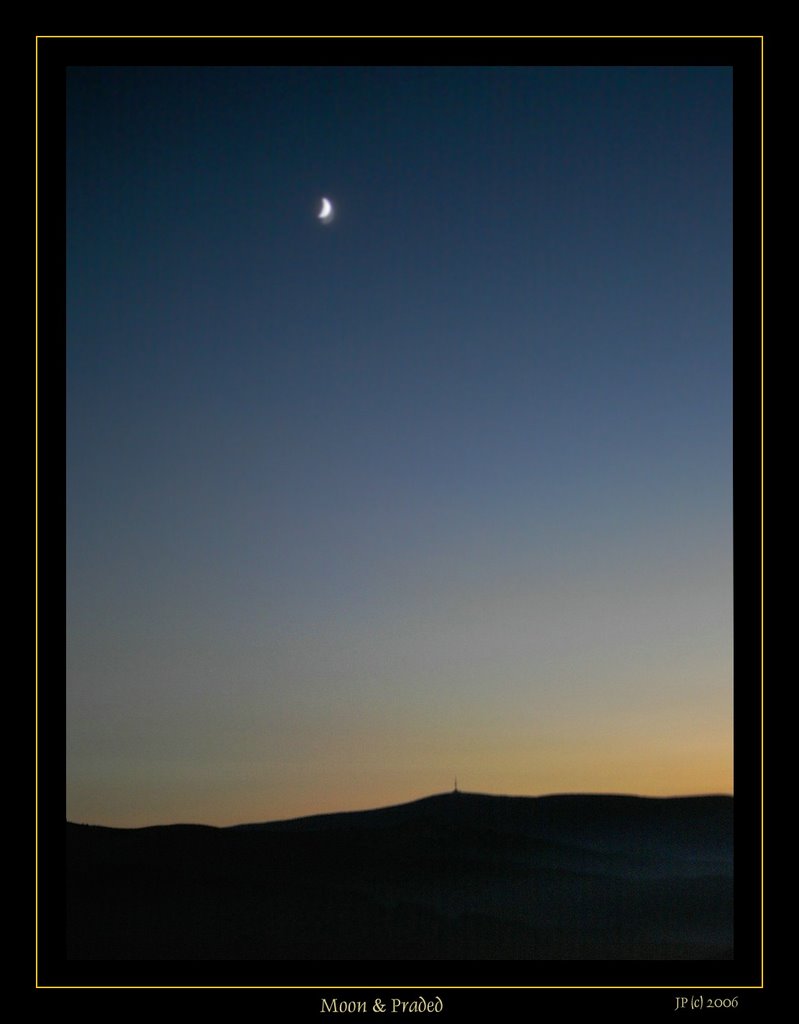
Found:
[67,786,735,831]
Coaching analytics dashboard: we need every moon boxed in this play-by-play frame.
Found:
[318,197,334,223]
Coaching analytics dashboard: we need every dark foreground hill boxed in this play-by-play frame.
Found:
[66,791,732,960]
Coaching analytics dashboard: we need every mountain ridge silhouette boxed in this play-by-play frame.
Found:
[67,790,733,960]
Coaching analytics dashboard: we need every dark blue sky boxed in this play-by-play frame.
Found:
[67,66,732,825]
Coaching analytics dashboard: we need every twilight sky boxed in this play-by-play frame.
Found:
[66,65,733,827]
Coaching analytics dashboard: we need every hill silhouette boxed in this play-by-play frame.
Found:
[66,791,732,960]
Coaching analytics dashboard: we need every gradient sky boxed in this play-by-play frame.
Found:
[66,65,733,827]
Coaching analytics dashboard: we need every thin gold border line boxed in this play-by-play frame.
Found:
[34,34,764,40]
[40,34,766,991]
[759,32,765,992]
[36,984,765,991]
[35,33,40,990]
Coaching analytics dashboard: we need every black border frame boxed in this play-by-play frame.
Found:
[37,34,764,1014]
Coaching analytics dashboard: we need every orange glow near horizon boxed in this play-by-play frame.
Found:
[68,727,733,828]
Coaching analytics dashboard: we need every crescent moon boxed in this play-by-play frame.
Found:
[318,197,334,223]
